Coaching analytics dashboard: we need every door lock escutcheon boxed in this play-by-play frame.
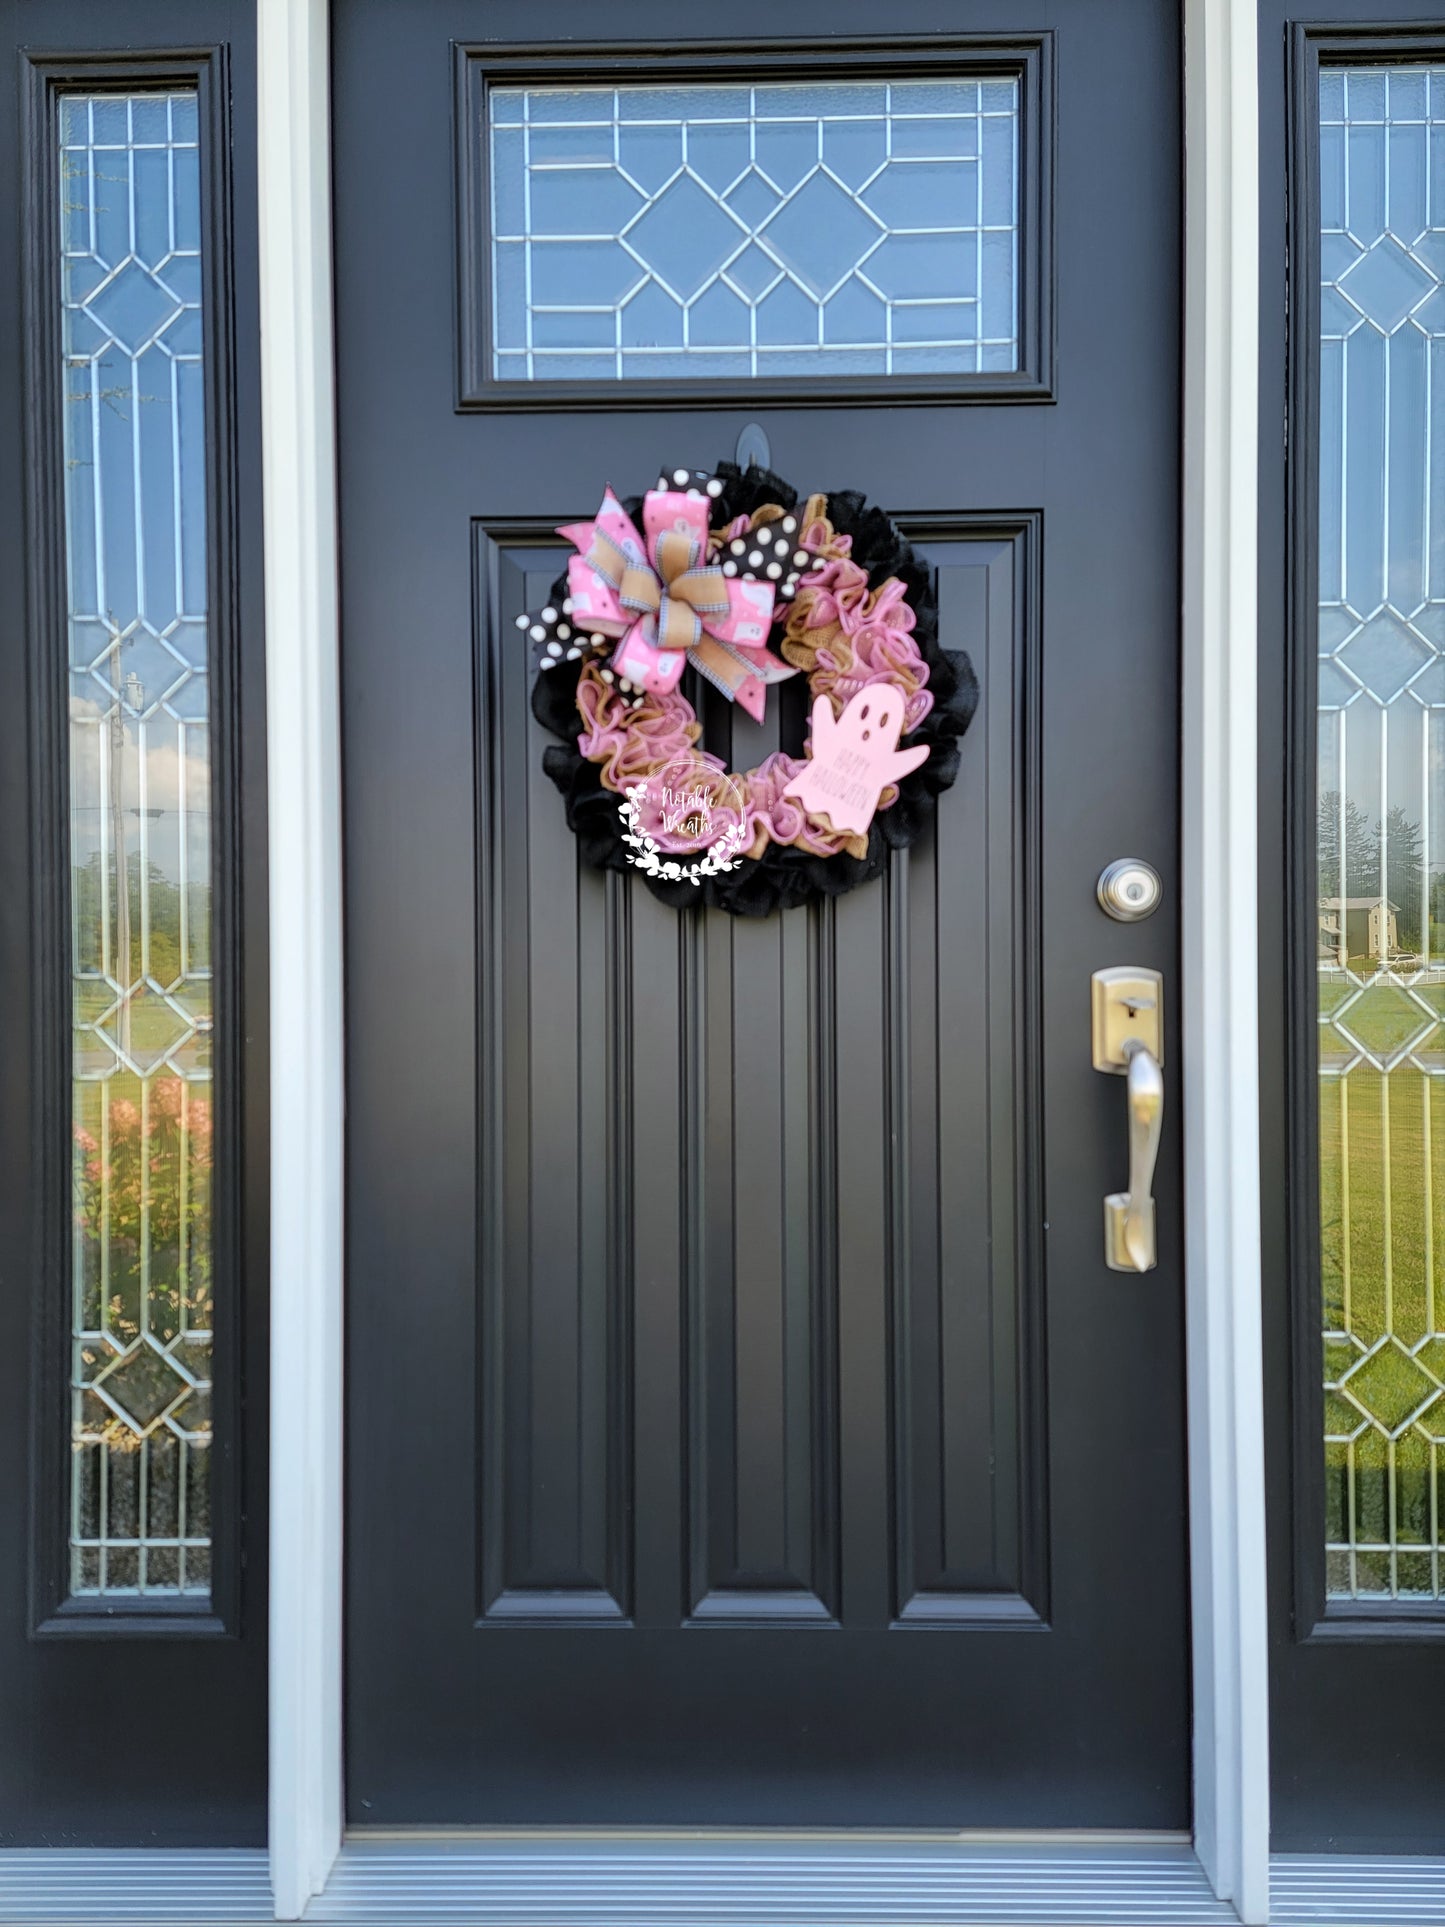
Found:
[1091,967,1164,1273]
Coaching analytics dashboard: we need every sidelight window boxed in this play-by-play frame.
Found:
[1313,64,1445,1602]
[60,91,216,1600]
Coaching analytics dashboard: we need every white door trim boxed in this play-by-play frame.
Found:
[258,0,1272,1917]
[1180,0,1271,1921]
[257,0,345,1916]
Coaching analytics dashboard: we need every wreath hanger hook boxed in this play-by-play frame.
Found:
[734,422,771,473]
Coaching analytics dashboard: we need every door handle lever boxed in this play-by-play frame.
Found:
[1110,1040,1163,1271]
[1091,967,1165,1273]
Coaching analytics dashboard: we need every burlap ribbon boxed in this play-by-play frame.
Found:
[585,526,730,657]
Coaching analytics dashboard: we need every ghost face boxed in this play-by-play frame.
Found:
[848,692,902,748]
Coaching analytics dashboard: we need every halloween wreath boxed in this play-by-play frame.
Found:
[525,460,978,917]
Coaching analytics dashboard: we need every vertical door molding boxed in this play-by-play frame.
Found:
[1181,0,1271,1919]
[257,0,344,1916]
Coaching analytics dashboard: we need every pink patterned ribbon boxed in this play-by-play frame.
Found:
[559,485,796,722]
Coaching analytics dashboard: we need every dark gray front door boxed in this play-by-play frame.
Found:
[336,0,1187,1828]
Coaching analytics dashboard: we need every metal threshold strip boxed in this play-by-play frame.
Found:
[312,1834,1234,1924]
[1270,1857,1445,1925]
[0,1840,1444,1924]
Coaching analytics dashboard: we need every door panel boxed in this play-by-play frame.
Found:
[474,525,1039,1633]
[338,0,1186,1828]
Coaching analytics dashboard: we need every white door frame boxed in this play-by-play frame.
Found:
[1179,0,1270,1918]
[257,0,344,1915]
[256,0,1271,1918]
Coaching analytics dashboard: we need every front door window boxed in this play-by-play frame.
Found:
[486,78,1020,382]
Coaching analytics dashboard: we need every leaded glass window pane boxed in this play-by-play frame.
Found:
[1316,65,1445,1601]
[487,79,1020,380]
[61,92,214,1599]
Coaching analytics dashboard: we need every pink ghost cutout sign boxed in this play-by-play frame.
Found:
[783,688,930,837]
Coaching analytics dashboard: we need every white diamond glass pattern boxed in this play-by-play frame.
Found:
[487,80,1019,380]
[60,94,214,1598]
[1316,67,1445,1600]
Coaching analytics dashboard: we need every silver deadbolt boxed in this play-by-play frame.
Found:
[1097,858,1162,922]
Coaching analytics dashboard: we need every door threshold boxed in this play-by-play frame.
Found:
[1271,1856,1445,1926]
[343,1825,1196,1847]
[310,1833,1237,1924]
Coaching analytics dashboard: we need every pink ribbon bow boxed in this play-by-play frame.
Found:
[559,483,796,723]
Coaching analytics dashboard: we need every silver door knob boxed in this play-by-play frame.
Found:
[1091,967,1164,1273]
